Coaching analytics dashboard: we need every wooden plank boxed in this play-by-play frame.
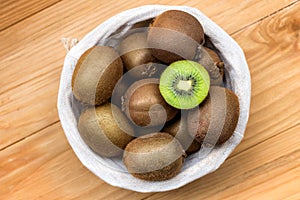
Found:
[0,123,299,199]
[0,68,60,150]
[191,0,299,34]
[0,0,297,93]
[143,125,300,200]
[0,0,299,150]
[0,123,151,200]
[0,0,299,199]
[0,0,62,31]
[230,1,300,155]
[229,167,300,200]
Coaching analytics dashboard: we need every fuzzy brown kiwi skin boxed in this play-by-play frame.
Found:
[123,132,185,181]
[111,63,167,111]
[125,62,167,81]
[204,47,224,73]
[78,103,134,157]
[147,10,205,64]
[119,32,156,71]
[130,19,154,29]
[72,46,123,105]
[197,46,224,86]
[187,86,240,145]
[124,78,178,127]
[164,115,201,155]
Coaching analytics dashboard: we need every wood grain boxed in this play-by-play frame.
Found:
[230,1,300,155]
[0,69,60,150]
[0,0,297,149]
[0,0,296,92]
[144,125,300,200]
[0,123,298,199]
[0,0,299,199]
[0,0,62,31]
[0,123,150,200]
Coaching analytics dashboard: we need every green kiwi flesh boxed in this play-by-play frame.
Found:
[78,103,134,157]
[72,46,123,105]
[187,86,240,145]
[123,132,185,181]
[159,60,210,109]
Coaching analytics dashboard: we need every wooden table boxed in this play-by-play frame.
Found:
[0,0,299,199]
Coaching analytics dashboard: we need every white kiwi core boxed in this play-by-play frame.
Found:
[177,80,192,91]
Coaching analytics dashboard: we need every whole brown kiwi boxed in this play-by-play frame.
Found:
[119,32,156,72]
[204,47,222,64]
[123,78,178,127]
[111,63,167,110]
[164,115,201,155]
[78,103,134,157]
[123,132,185,181]
[72,46,123,105]
[147,10,205,64]
[197,46,224,86]
[125,62,167,81]
[187,86,240,145]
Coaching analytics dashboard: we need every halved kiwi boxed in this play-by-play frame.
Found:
[159,60,210,109]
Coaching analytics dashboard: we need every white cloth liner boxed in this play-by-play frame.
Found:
[57,5,251,193]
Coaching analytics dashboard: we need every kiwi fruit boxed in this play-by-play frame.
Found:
[147,10,204,64]
[110,76,134,109]
[197,46,224,86]
[203,47,223,65]
[164,114,201,155]
[123,132,185,181]
[71,94,89,122]
[72,46,123,105]
[119,32,156,72]
[187,86,240,145]
[159,60,210,109]
[123,78,178,127]
[125,62,167,80]
[130,19,154,29]
[78,102,134,157]
[111,63,167,110]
